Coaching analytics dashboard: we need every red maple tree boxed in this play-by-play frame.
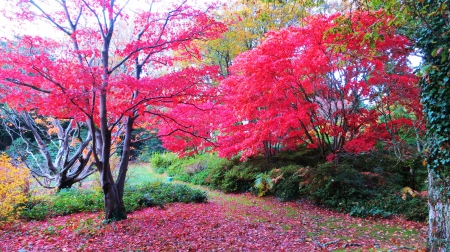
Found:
[214,10,422,160]
[0,0,225,221]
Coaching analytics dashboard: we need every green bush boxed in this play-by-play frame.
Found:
[136,137,165,162]
[274,148,323,167]
[253,173,274,197]
[19,182,207,221]
[251,165,301,201]
[149,153,233,190]
[125,181,207,206]
[18,201,49,221]
[298,161,427,221]
[52,189,103,215]
[146,150,427,221]
[220,166,255,192]
[150,152,179,174]
[274,174,300,202]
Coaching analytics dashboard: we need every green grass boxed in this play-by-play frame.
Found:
[126,163,162,185]
[20,163,208,221]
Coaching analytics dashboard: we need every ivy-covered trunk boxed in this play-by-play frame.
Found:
[412,0,450,249]
[428,168,450,250]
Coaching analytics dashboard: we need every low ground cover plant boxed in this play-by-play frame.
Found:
[18,181,207,221]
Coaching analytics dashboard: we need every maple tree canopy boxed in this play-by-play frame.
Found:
[0,0,226,220]
[211,10,421,160]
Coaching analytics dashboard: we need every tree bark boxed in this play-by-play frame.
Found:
[57,179,75,191]
[427,169,450,250]
[102,173,127,221]
[116,116,134,200]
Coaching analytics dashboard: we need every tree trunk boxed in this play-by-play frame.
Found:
[89,120,127,222]
[102,179,127,221]
[57,179,74,191]
[99,159,126,221]
[410,0,450,249]
[427,168,450,250]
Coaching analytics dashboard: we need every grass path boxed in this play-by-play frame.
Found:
[0,163,427,251]
[133,163,427,250]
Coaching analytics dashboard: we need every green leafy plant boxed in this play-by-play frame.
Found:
[253,173,274,197]
[19,182,208,221]
[150,152,179,174]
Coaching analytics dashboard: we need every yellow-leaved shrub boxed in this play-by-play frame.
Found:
[0,153,29,222]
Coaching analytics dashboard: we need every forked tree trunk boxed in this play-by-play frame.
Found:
[102,176,127,221]
[427,168,450,250]
[90,115,128,221]
[97,118,134,221]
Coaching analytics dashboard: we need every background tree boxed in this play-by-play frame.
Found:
[198,0,319,76]
[0,107,94,191]
[0,0,225,221]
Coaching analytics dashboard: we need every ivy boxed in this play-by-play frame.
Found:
[415,0,450,174]
[412,0,450,249]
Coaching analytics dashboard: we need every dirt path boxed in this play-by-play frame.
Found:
[1,187,426,251]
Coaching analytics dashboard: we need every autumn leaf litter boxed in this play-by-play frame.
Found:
[0,192,426,251]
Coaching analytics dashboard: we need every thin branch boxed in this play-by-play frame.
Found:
[29,0,72,36]
[31,174,56,189]
[4,78,51,93]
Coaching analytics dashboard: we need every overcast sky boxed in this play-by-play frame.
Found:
[0,0,227,39]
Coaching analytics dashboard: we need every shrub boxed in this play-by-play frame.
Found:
[18,200,49,221]
[19,189,103,220]
[150,153,231,189]
[0,153,30,222]
[253,173,274,197]
[150,152,179,174]
[274,173,301,202]
[19,181,207,221]
[298,161,428,221]
[219,164,261,193]
[124,181,207,209]
[136,137,165,162]
[52,189,103,215]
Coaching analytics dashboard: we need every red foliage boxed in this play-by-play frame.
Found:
[0,0,227,135]
[0,0,228,166]
[215,10,421,159]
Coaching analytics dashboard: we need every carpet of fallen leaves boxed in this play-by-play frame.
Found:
[1,191,426,251]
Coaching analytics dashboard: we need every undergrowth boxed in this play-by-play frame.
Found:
[18,181,207,221]
[148,149,428,221]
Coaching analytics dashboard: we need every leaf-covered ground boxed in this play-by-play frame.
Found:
[1,191,426,251]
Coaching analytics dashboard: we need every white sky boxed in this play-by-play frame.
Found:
[0,0,227,39]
